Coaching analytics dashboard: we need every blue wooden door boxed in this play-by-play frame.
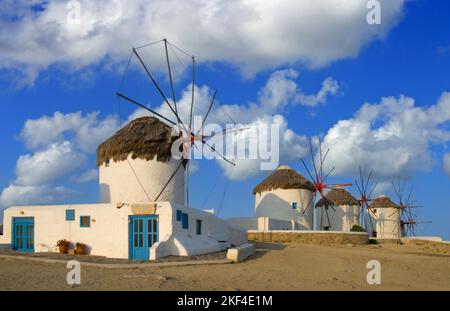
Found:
[129,215,158,260]
[12,217,34,252]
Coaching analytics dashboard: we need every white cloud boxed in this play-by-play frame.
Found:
[0,0,406,85]
[70,168,98,183]
[444,153,450,176]
[371,181,392,198]
[129,69,339,126]
[15,141,85,186]
[295,77,340,107]
[322,92,450,178]
[20,111,119,152]
[0,185,75,207]
[129,69,332,180]
[257,69,299,112]
[216,114,310,180]
[1,111,119,208]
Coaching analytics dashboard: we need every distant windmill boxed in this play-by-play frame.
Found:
[115,38,240,209]
[354,166,377,234]
[300,138,352,230]
[391,178,432,237]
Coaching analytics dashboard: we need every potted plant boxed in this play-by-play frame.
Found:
[56,239,70,254]
[75,242,87,255]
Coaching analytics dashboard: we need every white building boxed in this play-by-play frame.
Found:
[366,195,401,239]
[228,165,315,230]
[0,117,246,260]
[315,188,360,232]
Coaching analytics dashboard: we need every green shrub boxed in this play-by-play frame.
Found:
[350,224,366,232]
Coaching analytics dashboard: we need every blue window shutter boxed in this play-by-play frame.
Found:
[66,209,75,221]
[80,216,91,228]
[176,210,182,221]
[182,213,189,229]
[292,202,298,209]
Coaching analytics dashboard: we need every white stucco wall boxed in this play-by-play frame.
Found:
[254,188,314,230]
[267,218,296,230]
[153,204,247,259]
[365,207,400,239]
[316,204,360,232]
[227,217,296,231]
[99,154,184,205]
[226,217,259,231]
[2,203,132,258]
[1,202,247,260]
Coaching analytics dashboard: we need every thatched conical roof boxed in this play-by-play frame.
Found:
[97,116,176,167]
[369,195,399,209]
[316,188,359,207]
[253,165,315,194]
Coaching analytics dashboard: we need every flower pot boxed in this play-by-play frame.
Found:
[58,245,69,254]
[75,243,87,255]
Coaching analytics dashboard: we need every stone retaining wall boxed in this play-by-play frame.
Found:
[248,230,369,245]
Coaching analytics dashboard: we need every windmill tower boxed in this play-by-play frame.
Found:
[391,179,432,237]
[315,188,360,231]
[97,116,185,205]
[354,167,377,235]
[300,139,352,231]
[368,195,401,239]
[253,165,315,230]
[114,39,237,209]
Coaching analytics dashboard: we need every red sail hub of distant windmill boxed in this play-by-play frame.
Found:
[354,166,377,233]
[301,138,352,230]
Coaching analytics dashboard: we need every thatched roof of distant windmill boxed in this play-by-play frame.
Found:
[253,165,315,194]
[369,195,399,209]
[97,116,176,167]
[316,188,359,207]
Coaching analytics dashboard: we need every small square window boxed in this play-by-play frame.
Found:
[196,219,202,235]
[105,159,110,167]
[80,216,91,228]
[292,202,298,210]
[182,213,189,229]
[176,210,182,221]
[66,209,75,221]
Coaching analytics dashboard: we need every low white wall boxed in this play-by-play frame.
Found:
[152,204,247,259]
[227,217,296,231]
[227,243,255,262]
[268,218,296,230]
[226,217,259,231]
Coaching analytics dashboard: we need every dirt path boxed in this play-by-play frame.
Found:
[0,242,449,290]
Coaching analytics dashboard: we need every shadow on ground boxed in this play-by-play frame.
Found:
[247,242,287,260]
[0,249,227,264]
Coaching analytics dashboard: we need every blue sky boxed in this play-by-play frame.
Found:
[1,0,449,239]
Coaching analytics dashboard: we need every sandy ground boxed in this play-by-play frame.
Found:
[0,242,449,290]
